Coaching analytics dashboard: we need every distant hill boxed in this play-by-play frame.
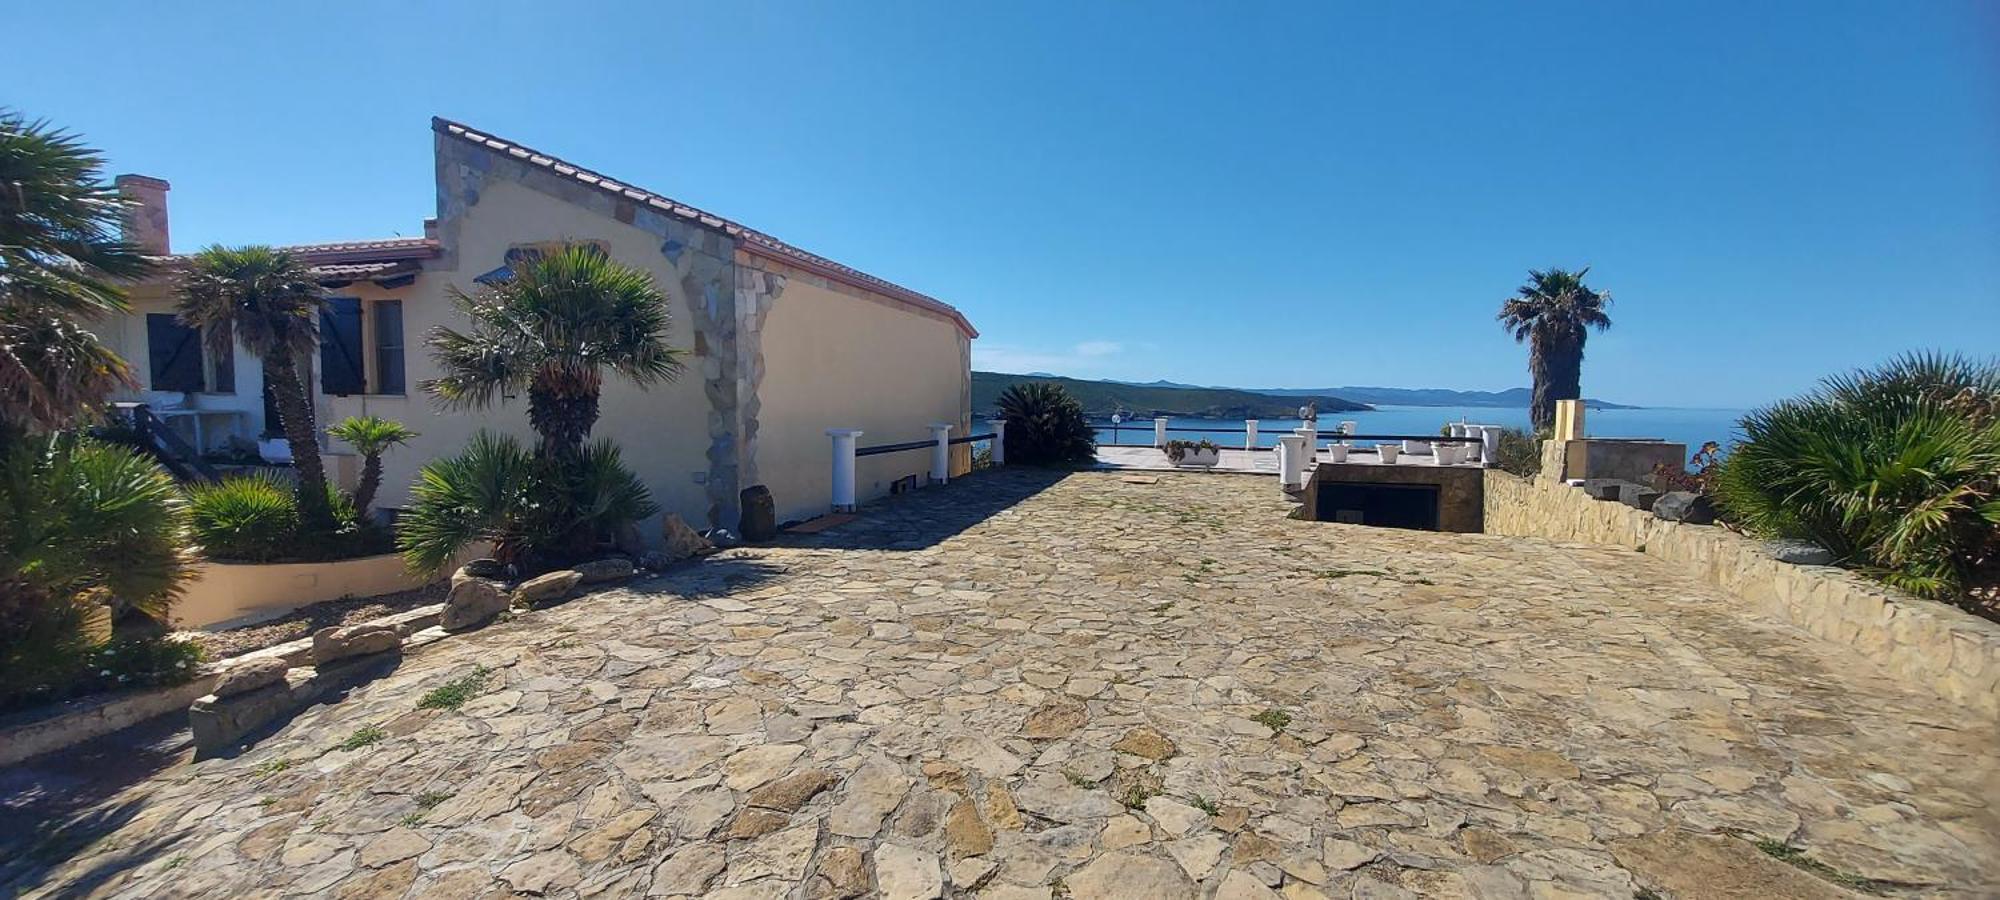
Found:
[974,372,1370,419]
[1253,385,1638,409]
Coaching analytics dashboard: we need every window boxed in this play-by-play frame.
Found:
[208,320,235,394]
[146,314,203,392]
[373,300,405,394]
[320,297,365,395]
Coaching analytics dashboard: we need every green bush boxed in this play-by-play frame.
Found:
[188,472,299,562]
[398,432,658,575]
[1715,353,2000,602]
[1494,427,1544,479]
[1,435,194,710]
[187,472,387,563]
[997,383,1097,467]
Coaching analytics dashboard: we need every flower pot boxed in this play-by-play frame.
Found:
[1327,444,1349,463]
[1431,442,1453,465]
[1376,443,1400,463]
[1175,448,1220,467]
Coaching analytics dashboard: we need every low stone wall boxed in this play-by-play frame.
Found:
[1484,470,2000,718]
[175,552,447,630]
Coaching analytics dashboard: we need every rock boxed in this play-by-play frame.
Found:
[574,557,636,584]
[1766,540,1835,566]
[943,798,993,857]
[1653,491,1717,524]
[1112,726,1178,760]
[1214,870,1283,900]
[748,769,838,812]
[727,822,818,884]
[1618,483,1663,511]
[661,513,715,562]
[513,569,583,607]
[740,485,778,543]
[212,657,288,698]
[441,574,509,632]
[726,809,791,840]
[459,557,506,578]
[1611,830,1852,900]
[1144,797,1208,837]
[649,842,726,896]
[1581,479,1629,501]
[638,550,670,571]
[1020,699,1088,739]
[873,843,942,900]
[189,681,292,755]
[1064,851,1195,900]
[500,849,581,894]
[722,743,805,790]
[983,784,1024,830]
[1165,834,1228,880]
[358,827,430,868]
[815,846,870,898]
[1099,815,1152,849]
[613,520,647,558]
[1011,771,1123,823]
[829,758,913,838]
[311,624,399,665]
[1322,838,1379,871]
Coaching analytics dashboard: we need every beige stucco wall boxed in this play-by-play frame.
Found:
[323,177,715,531]
[173,552,442,630]
[753,256,973,525]
[103,283,270,454]
[1483,469,2000,719]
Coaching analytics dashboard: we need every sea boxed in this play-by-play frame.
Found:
[1093,405,1746,455]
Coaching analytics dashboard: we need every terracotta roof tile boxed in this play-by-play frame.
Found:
[432,117,977,338]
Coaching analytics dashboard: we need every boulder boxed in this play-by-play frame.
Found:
[212,656,289,698]
[638,550,670,571]
[513,569,583,607]
[740,486,778,542]
[1581,479,1629,501]
[442,574,510,632]
[190,681,294,756]
[459,557,507,579]
[311,624,400,666]
[661,513,714,562]
[1653,491,1717,525]
[1766,540,1835,566]
[1617,483,1663,511]
[613,521,647,559]
[574,557,636,584]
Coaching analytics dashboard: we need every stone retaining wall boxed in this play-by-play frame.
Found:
[1483,470,2000,718]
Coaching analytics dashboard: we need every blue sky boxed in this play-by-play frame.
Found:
[12,1,1996,407]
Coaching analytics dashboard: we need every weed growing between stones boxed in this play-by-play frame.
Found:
[335,725,385,751]
[416,665,493,710]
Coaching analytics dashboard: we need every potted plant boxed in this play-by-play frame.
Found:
[1164,438,1221,467]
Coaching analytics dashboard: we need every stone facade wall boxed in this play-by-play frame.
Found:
[1484,470,2000,718]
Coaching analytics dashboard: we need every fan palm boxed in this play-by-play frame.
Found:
[1497,267,1613,430]
[328,414,418,518]
[996,382,1096,466]
[2,434,194,704]
[424,245,683,460]
[176,245,335,530]
[0,110,150,440]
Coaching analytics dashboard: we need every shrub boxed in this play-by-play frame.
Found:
[398,432,658,575]
[1714,352,2000,602]
[997,383,1096,467]
[187,472,388,563]
[1164,438,1219,464]
[1,435,194,709]
[188,472,299,562]
[1494,427,1544,479]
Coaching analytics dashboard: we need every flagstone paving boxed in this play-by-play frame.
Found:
[4,468,1996,898]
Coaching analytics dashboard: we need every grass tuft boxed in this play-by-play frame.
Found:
[417,666,493,710]
[1750,837,1884,893]
[1252,707,1292,733]
[335,725,386,751]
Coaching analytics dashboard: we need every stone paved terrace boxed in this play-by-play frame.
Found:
[3,469,1996,898]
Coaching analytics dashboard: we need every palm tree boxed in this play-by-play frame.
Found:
[1497,267,1613,430]
[328,414,417,519]
[176,246,335,530]
[424,245,683,460]
[0,110,150,443]
[996,382,1097,466]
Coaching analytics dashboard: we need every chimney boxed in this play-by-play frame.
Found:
[114,174,172,255]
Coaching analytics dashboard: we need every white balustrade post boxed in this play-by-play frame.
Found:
[1277,434,1308,491]
[987,419,1007,465]
[827,429,862,512]
[1245,419,1259,450]
[1296,425,1318,459]
[1153,417,1169,448]
[928,423,953,485]
[1478,425,1501,467]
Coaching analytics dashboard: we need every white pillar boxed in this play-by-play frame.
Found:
[1277,434,1308,491]
[1244,419,1259,450]
[986,419,1007,465]
[928,423,953,485]
[1296,425,1318,458]
[827,429,862,512]
[1153,417,1169,448]
[1477,425,1501,467]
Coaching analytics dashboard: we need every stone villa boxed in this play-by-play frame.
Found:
[102,118,978,532]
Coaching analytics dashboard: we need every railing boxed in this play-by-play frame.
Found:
[112,402,222,484]
[826,420,1004,512]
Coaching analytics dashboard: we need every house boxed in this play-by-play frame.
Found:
[102,118,978,534]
